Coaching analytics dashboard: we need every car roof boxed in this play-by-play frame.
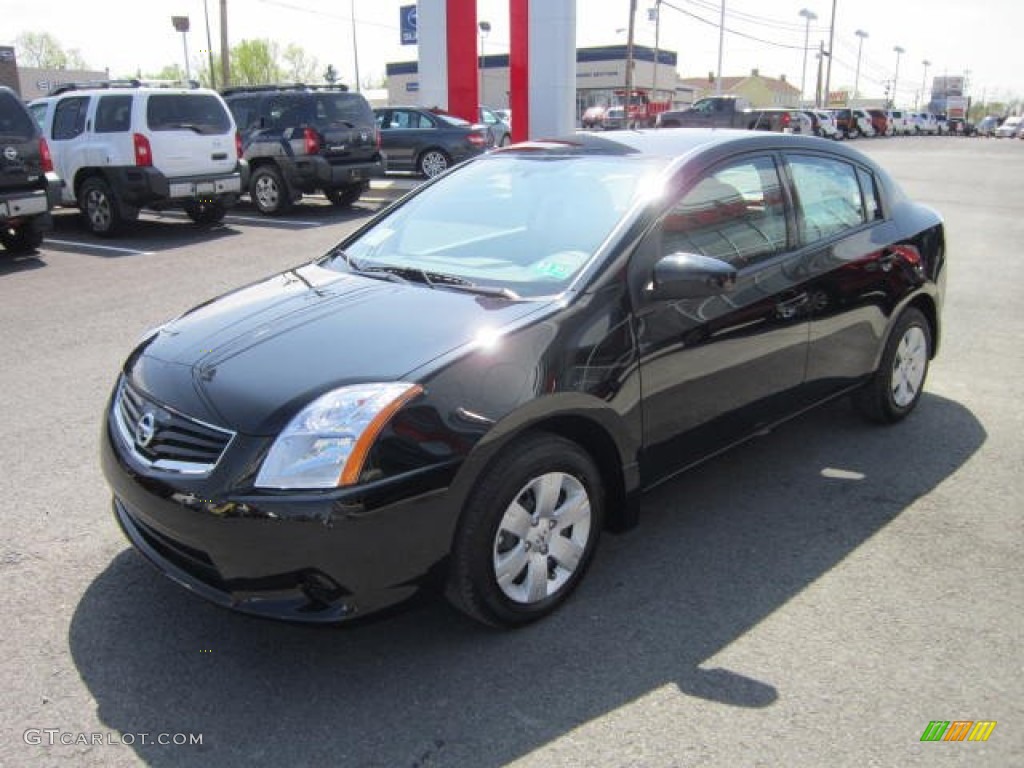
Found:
[500,128,876,164]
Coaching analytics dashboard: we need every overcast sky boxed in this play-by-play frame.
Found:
[3,0,1021,104]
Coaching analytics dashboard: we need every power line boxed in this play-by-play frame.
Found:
[661,1,808,51]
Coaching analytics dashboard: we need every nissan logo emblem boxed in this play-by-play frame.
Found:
[136,412,157,448]
[3,146,17,161]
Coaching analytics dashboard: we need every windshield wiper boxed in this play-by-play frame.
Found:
[325,250,518,298]
[326,249,409,285]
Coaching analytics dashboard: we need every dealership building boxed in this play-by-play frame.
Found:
[386,43,695,121]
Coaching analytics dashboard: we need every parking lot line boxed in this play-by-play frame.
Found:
[222,213,324,227]
[46,239,156,256]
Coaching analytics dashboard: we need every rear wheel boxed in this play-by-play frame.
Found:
[250,165,292,215]
[0,221,45,254]
[324,185,363,208]
[418,149,450,179]
[184,200,226,225]
[854,307,932,423]
[79,177,123,237]
[446,433,605,628]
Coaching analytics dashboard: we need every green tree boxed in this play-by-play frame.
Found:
[230,39,282,86]
[283,44,318,84]
[15,31,89,69]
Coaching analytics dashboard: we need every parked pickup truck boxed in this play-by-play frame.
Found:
[655,96,803,133]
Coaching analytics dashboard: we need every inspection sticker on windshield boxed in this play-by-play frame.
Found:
[533,254,584,280]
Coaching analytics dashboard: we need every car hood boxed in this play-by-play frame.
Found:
[127,263,550,435]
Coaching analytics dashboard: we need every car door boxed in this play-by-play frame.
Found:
[631,152,811,484]
[781,152,920,398]
[48,95,92,204]
[377,108,433,170]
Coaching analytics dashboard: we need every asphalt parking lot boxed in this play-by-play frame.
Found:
[1,139,1021,767]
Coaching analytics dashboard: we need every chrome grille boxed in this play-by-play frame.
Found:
[113,379,234,474]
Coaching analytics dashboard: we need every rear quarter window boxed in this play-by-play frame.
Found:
[146,94,231,134]
[787,154,867,243]
[95,95,133,133]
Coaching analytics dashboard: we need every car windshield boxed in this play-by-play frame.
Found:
[327,153,663,298]
[315,93,372,125]
[0,91,37,139]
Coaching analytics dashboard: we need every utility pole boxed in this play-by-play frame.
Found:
[220,0,230,88]
[814,41,825,108]
[823,0,837,108]
[652,1,661,102]
[351,0,361,91]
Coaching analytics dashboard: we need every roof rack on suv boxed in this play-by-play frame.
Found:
[219,83,350,97]
[50,78,200,96]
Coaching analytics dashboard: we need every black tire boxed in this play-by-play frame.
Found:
[324,185,362,208]
[249,165,292,215]
[0,221,44,254]
[854,307,932,423]
[446,432,605,628]
[417,149,450,179]
[184,200,227,225]
[78,177,123,237]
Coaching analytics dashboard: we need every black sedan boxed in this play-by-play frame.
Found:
[102,130,945,628]
[374,106,493,178]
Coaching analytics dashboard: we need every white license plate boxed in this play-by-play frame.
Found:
[196,182,216,195]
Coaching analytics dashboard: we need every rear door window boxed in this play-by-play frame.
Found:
[52,96,90,140]
[146,94,231,134]
[787,154,866,243]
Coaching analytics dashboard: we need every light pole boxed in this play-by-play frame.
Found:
[625,0,637,125]
[716,0,726,95]
[171,16,191,82]
[478,20,490,106]
[920,59,931,110]
[853,29,868,104]
[350,0,361,91]
[892,45,905,108]
[799,9,817,106]
[202,0,216,88]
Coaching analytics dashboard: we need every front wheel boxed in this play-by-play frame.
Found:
[418,149,450,178]
[446,433,605,628]
[854,307,932,423]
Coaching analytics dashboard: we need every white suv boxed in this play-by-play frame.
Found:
[29,80,245,236]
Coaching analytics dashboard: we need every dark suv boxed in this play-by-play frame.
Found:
[222,85,385,215]
[1,86,59,254]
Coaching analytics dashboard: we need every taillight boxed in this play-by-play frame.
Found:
[39,137,54,173]
[303,127,320,155]
[782,112,791,127]
[466,130,486,148]
[235,131,243,159]
[133,133,152,167]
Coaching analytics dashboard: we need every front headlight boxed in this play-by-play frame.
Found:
[254,382,423,489]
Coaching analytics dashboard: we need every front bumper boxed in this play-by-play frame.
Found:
[101,406,460,623]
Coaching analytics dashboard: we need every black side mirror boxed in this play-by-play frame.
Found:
[649,253,737,300]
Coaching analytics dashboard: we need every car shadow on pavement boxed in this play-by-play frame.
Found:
[45,211,244,257]
[69,393,984,767]
[0,253,47,276]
